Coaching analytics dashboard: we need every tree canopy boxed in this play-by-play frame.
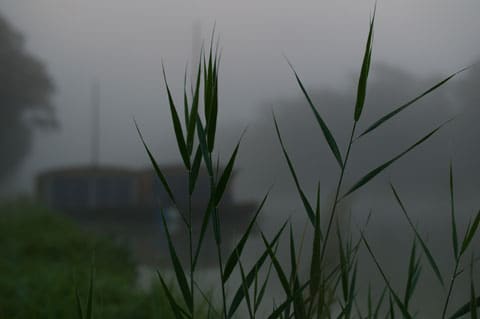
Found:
[0,12,55,181]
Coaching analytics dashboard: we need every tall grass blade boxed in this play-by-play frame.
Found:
[189,147,202,195]
[358,67,469,138]
[285,60,343,168]
[214,139,241,206]
[157,271,191,319]
[261,231,291,298]
[228,222,288,318]
[471,281,478,319]
[183,66,189,129]
[223,190,269,282]
[196,115,213,176]
[450,162,459,260]
[374,287,387,319]
[237,257,255,319]
[354,7,375,122]
[255,260,274,313]
[361,232,413,319]
[273,113,315,225]
[310,183,322,300]
[460,209,480,255]
[289,226,307,319]
[187,59,202,154]
[267,281,310,319]
[161,212,193,312]
[193,201,214,269]
[448,297,480,319]
[342,120,451,199]
[390,183,444,287]
[162,65,190,169]
[135,119,177,205]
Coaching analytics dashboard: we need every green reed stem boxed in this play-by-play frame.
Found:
[320,122,357,263]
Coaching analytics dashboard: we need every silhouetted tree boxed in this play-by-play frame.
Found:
[0,13,55,181]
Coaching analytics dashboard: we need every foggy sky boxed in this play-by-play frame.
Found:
[1,0,480,195]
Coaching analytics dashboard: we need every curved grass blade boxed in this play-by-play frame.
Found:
[273,113,315,225]
[260,231,291,301]
[193,201,213,269]
[390,184,444,287]
[228,221,288,318]
[460,209,480,255]
[157,271,191,319]
[267,281,310,319]
[162,64,190,169]
[342,119,451,199]
[134,119,177,205]
[161,212,193,312]
[196,115,213,177]
[187,60,202,154]
[450,162,459,260]
[214,134,243,206]
[358,67,469,139]
[289,226,307,319]
[223,190,269,282]
[471,279,478,319]
[310,183,322,300]
[285,60,343,168]
[354,7,375,122]
[189,147,202,195]
[361,232,413,319]
[448,297,480,319]
[237,257,255,319]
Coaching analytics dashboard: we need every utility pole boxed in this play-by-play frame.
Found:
[91,81,100,168]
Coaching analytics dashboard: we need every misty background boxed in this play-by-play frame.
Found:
[1,1,480,315]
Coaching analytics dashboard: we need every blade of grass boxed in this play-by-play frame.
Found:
[450,162,459,260]
[162,64,190,169]
[161,212,193,313]
[134,119,177,205]
[309,183,322,302]
[354,7,375,122]
[228,221,288,318]
[358,67,469,139]
[223,190,270,282]
[273,113,315,225]
[460,209,480,255]
[157,271,191,319]
[342,119,452,199]
[390,183,444,287]
[187,58,202,154]
[361,232,413,319]
[214,134,243,206]
[448,297,480,319]
[285,60,343,168]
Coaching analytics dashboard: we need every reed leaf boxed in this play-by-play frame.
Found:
[343,119,451,199]
[390,183,444,287]
[162,65,190,169]
[223,190,269,282]
[460,209,480,255]
[161,212,193,312]
[228,221,288,318]
[358,67,469,139]
[361,232,413,319]
[354,7,375,122]
[285,60,343,168]
[273,113,315,225]
[135,119,177,205]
